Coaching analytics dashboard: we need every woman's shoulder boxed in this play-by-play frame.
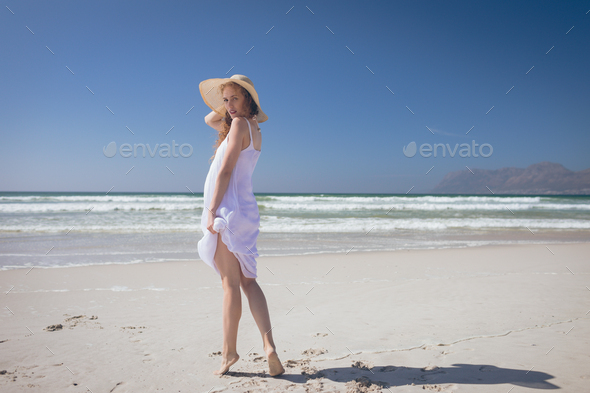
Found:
[227,117,250,143]
[230,117,249,131]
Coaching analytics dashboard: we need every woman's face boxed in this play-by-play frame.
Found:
[223,85,248,119]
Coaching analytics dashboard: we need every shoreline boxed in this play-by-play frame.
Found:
[0,236,588,266]
[1,230,589,270]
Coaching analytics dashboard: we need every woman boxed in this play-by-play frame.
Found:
[197,74,285,377]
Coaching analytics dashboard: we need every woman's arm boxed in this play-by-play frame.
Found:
[204,110,223,132]
[206,118,248,233]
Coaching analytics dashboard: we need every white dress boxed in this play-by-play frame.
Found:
[197,117,261,278]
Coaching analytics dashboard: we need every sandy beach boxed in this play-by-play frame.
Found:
[1,242,589,392]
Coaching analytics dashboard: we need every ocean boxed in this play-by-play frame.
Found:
[1,192,589,269]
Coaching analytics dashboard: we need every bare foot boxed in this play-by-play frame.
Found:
[265,348,285,377]
[213,352,240,375]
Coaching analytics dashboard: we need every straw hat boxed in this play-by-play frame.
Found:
[199,74,268,123]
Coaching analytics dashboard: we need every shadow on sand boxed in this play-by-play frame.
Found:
[225,363,558,390]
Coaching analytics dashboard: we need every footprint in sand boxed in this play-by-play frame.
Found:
[304,379,325,391]
[51,315,101,330]
[284,359,303,368]
[301,364,323,378]
[301,348,328,357]
[2,370,17,382]
[418,365,447,383]
[247,352,266,363]
[122,326,146,342]
[3,365,44,384]
[230,378,269,390]
[121,325,145,332]
[345,376,389,391]
[283,358,323,379]
[422,383,457,391]
[351,360,374,371]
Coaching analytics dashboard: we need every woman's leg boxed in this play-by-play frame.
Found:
[240,274,285,376]
[213,232,242,375]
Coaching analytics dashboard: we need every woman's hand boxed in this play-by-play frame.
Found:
[207,209,217,234]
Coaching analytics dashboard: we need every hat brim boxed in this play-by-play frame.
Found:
[199,78,268,123]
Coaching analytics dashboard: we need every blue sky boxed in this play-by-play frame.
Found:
[1,0,589,194]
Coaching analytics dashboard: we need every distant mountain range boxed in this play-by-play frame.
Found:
[431,162,590,195]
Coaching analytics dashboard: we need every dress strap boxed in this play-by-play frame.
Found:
[244,117,253,144]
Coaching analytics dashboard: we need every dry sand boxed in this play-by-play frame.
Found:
[1,242,589,392]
